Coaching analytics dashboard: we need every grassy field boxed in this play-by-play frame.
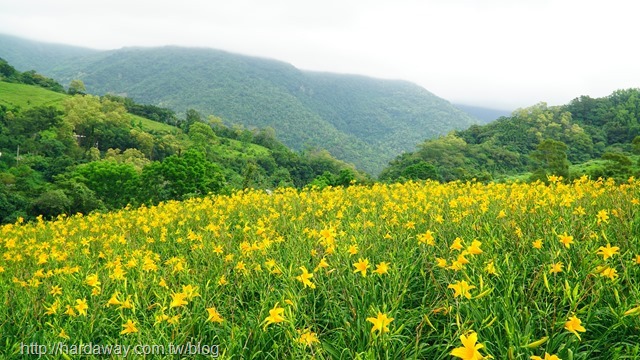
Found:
[0,81,68,109]
[129,113,180,134]
[1,177,639,359]
[0,81,178,135]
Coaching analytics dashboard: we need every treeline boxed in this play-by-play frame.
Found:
[0,57,65,93]
[103,94,179,126]
[0,65,366,223]
[380,89,640,183]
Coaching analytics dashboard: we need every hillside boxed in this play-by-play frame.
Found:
[0,81,177,135]
[0,81,68,109]
[0,63,368,223]
[0,33,98,73]
[380,89,640,183]
[0,34,478,175]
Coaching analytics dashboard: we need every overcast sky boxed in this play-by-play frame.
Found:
[1,0,638,110]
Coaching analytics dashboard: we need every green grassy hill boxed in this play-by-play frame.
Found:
[0,79,274,158]
[0,81,68,109]
[0,35,478,175]
[0,81,177,135]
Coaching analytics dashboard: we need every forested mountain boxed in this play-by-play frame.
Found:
[0,59,366,223]
[381,89,640,183]
[0,34,98,74]
[0,34,478,174]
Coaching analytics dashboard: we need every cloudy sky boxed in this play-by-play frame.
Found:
[0,0,638,110]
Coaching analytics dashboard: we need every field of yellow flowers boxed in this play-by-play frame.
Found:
[2,176,640,359]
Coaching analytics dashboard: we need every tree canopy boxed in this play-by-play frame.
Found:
[381,90,640,183]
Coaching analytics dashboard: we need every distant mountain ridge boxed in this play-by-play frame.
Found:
[0,34,478,174]
[0,34,98,72]
[453,104,511,123]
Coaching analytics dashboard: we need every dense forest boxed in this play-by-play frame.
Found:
[380,89,640,183]
[0,34,481,175]
[0,58,366,223]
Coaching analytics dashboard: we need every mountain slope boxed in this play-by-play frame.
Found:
[0,34,478,174]
[380,89,640,183]
[0,81,68,109]
[0,81,177,135]
[0,75,368,223]
[300,72,474,154]
[0,34,98,73]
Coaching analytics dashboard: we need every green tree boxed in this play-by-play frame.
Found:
[139,150,225,202]
[68,79,86,95]
[602,152,632,167]
[401,161,440,181]
[0,184,28,223]
[73,160,139,209]
[53,176,104,215]
[530,139,570,180]
[0,58,19,80]
[130,129,155,159]
[188,122,217,156]
[335,168,357,186]
[253,127,279,149]
[29,189,71,219]
[632,136,640,154]
[6,106,62,138]
[182,109,203,133]
[600,152,633,181]
[269,168,293,187]
[18,70,65,92]
[64,95,130,150]
[307,171,337,190]
[241,161,264,189]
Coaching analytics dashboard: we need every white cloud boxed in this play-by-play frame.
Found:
[0,0,639,109]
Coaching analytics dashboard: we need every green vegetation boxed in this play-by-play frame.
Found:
[3,176,640,359]
[130,114,177,134]
[0,35,478,174]
[381,90,640,183]
[4,35,640,360]
[0,33,98,74]
[0,81,68,109]
[0,60,367,223]
[0,56,65,93]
